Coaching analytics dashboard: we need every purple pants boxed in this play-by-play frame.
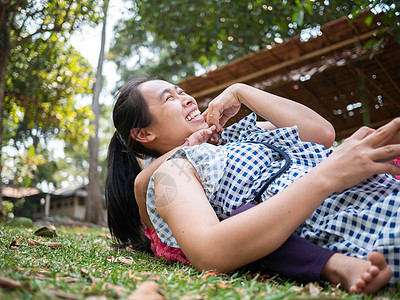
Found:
[231,203,334,283]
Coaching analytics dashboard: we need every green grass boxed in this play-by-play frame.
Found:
[0,225,398,299]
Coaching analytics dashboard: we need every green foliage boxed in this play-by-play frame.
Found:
[2,0,102,189]
[9,0,101,46]
[5,217,33,228]
[109,0,399,83]
[2,145,59,189]
[5,35,94,146]
[1,200,14,217]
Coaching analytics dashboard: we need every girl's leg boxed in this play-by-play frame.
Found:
[244,232,334,283]
[231,203,334,282]
[232,203,392,293]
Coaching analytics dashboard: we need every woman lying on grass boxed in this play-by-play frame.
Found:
[105,77,399,294]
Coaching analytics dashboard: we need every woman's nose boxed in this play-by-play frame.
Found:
[183,96,194,106]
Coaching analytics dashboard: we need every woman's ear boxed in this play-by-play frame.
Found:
[130,128,156,143]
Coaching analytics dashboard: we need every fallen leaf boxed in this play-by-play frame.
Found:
[0,275,21,289]
[47,291,80,299]
[107,255,134,266]
[34,227,57,237]
[9,240,19,248]
[62,277,81,283]
[104,283,127,297]
[106,255,116,263]
[27,238,62,249]
[80,268,89,275]
[99,233,111,239]
[288,285,305,293]
[161,282,167,291]
[201,271,220,281]
[126,281,165,300]
[118,256,134,266]
[34,274,52,280]
[85,296,107,300]
[306,282,321,297]
[217,283,229,289]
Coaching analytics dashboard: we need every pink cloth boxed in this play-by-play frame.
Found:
[145,227,190,264]
[395,158,400,180]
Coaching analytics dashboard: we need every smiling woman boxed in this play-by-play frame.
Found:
[132,80,209,155]
[105,76,400,295]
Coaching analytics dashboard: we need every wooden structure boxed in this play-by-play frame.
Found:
[177,12,400,140]
[2,184,105,221]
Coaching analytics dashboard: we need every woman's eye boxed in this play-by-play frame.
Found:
[166,95,173,101]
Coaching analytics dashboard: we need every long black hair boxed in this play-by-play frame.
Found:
[105,76,159,253]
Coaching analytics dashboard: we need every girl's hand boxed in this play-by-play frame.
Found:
[316,118,400,193]
[202,84,242,133]
[185,125,217,146]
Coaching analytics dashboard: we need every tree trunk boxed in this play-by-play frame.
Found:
[0,1,12,216]
[86,0,109,225]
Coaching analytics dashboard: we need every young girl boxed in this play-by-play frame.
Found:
[106,77,398,294]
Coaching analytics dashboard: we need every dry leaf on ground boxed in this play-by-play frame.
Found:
[201,271,220,281]
[34,227,57,237]
[61,277,81,283]
[305,282,321,297]
[0,275,21,289]
[107,255,134,266]
[104,283,127,297]
[117,256,134,266]
[98,233,111,239]
[47,291,79,300]
[126,281,165,300]
[288,285,304,293]
[27,238,62,249]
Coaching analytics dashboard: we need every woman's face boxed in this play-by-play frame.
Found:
[139,80,208,153]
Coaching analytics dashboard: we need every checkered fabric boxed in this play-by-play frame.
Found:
[146,113,400,285]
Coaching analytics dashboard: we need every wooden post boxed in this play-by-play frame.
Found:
[357,62,371,127]
[45,194,50,217]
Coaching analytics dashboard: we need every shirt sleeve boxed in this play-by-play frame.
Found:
[220,113,263,143]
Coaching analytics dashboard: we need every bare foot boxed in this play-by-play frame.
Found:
[321,251,392,295]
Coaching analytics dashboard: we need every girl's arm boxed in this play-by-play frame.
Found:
[204,83,335,148]
[155,118,400,272]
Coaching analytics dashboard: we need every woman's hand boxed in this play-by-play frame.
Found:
[202,83,335,148]
[315,118,400,193]
[202,84,242,133]
[186,125,217,146]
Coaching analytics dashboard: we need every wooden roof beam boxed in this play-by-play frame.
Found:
[191,28,386,99]
[373,56,400,94]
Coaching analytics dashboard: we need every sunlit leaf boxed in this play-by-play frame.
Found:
[126,281,165,300]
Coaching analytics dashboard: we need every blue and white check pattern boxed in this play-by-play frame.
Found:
[147,113,400,284]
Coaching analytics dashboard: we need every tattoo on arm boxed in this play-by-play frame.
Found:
[154,159,195,207]
[154,171,178,207]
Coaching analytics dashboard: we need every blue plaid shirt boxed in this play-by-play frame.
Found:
[147,113,330,246]
[147,113,400,285]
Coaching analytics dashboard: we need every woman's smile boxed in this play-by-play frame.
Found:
[186,109,204,122]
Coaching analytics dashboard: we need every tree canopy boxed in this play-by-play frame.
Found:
[5,35,94,147]
[109,0,399,83]
[1,0,101,190]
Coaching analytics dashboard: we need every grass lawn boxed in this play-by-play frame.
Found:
[0,224,398,299]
